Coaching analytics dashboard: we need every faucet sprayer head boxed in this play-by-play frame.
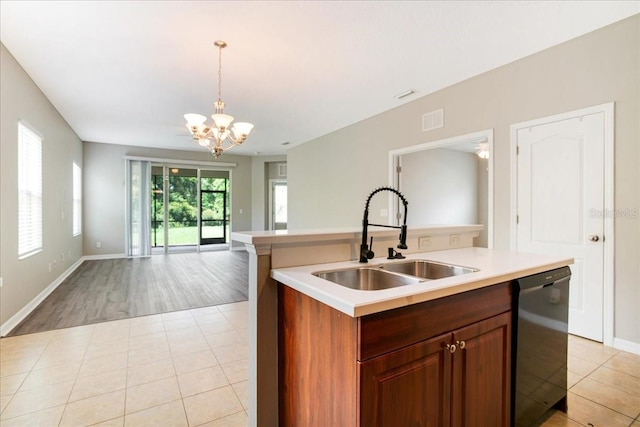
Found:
[398,225,408,249]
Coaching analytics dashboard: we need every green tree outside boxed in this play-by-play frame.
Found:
[151,175,228,246]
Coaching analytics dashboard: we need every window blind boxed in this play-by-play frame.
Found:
[18,122,43,258]
[125,159,151,257]
[73,162,82,236]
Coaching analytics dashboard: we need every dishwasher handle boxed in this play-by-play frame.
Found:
[516,266,571,292]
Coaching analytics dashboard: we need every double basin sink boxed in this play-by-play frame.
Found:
[313,259,478,291]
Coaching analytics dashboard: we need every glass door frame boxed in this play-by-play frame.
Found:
[168,166,200,252]
[199,188,227,245]
[151,171,165,250]
[150,163,232,254]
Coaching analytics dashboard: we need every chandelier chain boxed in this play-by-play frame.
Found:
[217,44,223,101]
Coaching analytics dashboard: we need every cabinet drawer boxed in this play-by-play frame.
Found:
[358,282,512,361]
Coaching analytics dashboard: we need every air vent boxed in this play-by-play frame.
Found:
[394,89,416,100]
[278,163,287,177]
[422,108,444,132]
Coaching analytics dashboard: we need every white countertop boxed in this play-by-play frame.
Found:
[231,224,483,246]
[271,247,573,317]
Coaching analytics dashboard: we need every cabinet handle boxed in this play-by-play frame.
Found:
[457,340,466,350]
[446,343,457,353]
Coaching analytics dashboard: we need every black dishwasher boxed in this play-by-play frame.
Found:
[512,266,571,427]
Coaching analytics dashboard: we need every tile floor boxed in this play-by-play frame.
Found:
[538,335,640,427]
[1,301,639,426]
[0,302,249,426]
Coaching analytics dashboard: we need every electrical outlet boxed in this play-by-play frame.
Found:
[96,241,102,248]
[450,234,460,246]
[0,277,3,288]
[419,236,431,249]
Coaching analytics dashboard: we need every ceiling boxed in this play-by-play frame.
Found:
[1,1,638,157]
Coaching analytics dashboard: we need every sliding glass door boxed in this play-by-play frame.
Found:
[151,166,230,253]
[151,170,164,249]
[200,170,229,245]
[167,168,198,250]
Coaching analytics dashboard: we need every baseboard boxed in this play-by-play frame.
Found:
[613,337,640,356]
[0,257,85,337]
[83,253,127,260]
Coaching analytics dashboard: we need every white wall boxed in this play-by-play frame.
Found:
[400,148,478,225]
[0,43,83,326]
[287,16,640,345]
[476,157,489,248]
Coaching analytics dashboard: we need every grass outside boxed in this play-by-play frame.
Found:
[151,225,228,246]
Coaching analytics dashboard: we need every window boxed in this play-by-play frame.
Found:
[73,162,82,236]
[18,122,43,258]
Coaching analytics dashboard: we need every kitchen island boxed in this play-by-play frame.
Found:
[231,226,572,426]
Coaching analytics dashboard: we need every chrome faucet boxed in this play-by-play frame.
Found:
[360,187,408,263]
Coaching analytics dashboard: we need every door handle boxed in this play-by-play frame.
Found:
[588,235,600,242]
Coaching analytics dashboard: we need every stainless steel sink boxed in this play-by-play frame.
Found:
[313,267,421,291]
[313,260,478,291]
[380,259,478,279]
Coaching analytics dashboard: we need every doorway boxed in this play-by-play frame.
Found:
[511,103,614,344]
[151,166,231,253]
[389,130,494,248]
[269,179,287,230]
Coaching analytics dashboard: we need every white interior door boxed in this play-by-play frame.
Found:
[515,111,605,342]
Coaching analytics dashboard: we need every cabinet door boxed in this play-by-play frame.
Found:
[451,311,511,427]
[359,332,452,427]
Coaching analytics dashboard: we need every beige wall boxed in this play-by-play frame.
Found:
[0,44,84,326]
[288,16,640,344]
[83,141,254,255]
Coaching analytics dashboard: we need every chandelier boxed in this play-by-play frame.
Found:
[184,41,253,159]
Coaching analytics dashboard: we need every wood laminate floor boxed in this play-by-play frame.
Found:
[8,250,248,336]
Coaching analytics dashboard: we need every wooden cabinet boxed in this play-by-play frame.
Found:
[451,312,511,427]
[359,332,451,427]
[359,312,511,427]
[278,282,512,427]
